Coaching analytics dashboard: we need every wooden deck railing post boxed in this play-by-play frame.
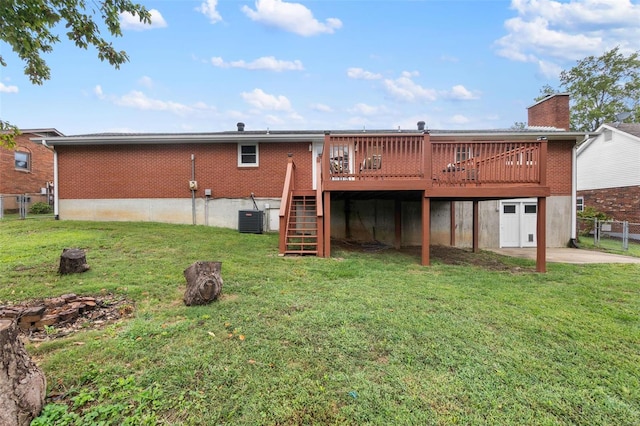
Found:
[423,132,432,187]
[538,137,548,186]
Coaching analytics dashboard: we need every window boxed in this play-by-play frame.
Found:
[15,151,30,171]
[524,205,537,214]
[330,144,350,173]
[238,143,258,167]
[455,146,471,162]
[576,196,584,212]
[503,205,516,214]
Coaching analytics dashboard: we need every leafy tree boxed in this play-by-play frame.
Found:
[0,0,151,85]
[0,1,151,148]
[535,84,558,102]
[1,120,21,149]
[542,47,640,132]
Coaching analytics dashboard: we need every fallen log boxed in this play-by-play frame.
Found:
[0,320,46,426]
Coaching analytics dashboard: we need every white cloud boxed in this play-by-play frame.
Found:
[348,103,388,116]
[93,85,104,99]
[495,0,640,76]
[241,0,342,36]
[449,114,470,125]
[210,56,304,71]
[120,9,167,30]
[347,67,382,80]
[102,90,194,115]
[241,88,292,111]
[0,82,19,93]
[440,55,459,63]
[383,73,437,102]
[309,103,333,113]
[446,85,480,100]
[196,0,222,24]
[138,76,154,88]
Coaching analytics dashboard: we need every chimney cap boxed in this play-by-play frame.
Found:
[237,122,245,131]
[417,121,426,131]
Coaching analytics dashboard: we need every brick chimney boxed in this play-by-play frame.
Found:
[527,93,570,130]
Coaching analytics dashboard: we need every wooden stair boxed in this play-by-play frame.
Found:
[284,190,318,255]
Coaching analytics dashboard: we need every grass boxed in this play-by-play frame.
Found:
[1,219,639,425]
[577,235,640,258]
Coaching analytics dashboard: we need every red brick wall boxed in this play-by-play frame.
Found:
[0,132,54,194]
[57,142,312,199]
[578,186,640,222]
[547,140,573,195]
[527,94,570,130]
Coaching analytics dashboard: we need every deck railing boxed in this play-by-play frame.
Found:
[323,134,546,188]
[325,134,425,181]
[431,141,543,186]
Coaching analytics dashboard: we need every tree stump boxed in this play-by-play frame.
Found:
[183,261,223,306]
[58,248,90,275]
[0,320,47,426]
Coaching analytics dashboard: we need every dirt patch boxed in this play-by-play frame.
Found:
[333,239,532,272]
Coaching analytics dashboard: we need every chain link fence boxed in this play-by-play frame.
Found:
[577,217,640,251]
[0,193,54,220]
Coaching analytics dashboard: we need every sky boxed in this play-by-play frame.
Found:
[1,0,640,135]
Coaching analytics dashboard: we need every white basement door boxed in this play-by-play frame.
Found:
[500,199,537,248]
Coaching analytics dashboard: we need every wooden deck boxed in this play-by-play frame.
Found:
[281,132,553,272]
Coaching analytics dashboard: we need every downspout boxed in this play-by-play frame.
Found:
[41,139,59,219]
[191,154,196,225]
[570,135,589,247]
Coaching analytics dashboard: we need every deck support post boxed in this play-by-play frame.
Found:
[323,191,331,258]
[472,200,479,253]
[421,194,430,266]
[395,198,402,249]
[536,196,547,272]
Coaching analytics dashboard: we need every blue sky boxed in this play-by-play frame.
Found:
[1,0,640,135]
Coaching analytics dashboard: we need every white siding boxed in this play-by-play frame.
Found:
[577,127,640,190]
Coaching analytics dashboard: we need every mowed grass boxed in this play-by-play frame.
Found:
[1,220,639,425]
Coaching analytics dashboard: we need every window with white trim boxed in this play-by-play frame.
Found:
[455,146,471,162]
[576,196,584,212]
[238,143,258,167]
[15,151,31,171]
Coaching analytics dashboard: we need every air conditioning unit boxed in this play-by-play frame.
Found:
[238,210,263,234]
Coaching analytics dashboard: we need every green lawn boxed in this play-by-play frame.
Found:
[1,220,639,425]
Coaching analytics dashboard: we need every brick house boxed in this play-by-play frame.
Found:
[38,94,585,271]
[577,122,640,223]
[1,128,61,213]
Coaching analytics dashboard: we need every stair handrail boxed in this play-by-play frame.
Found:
[315,154,323,217]
[279,155,295,254]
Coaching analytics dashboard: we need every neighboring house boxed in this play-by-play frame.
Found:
[0,128,61,213]
[577,123,640,223]
[37,95,585,271]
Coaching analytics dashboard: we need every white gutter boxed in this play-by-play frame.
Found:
[41,139,59,219]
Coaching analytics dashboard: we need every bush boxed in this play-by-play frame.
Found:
[29,202,53,214]
[577,206,610,221]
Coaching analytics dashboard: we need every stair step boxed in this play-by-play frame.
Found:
[281,189,321,256]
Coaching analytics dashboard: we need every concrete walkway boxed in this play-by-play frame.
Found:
[488,247,640,264]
